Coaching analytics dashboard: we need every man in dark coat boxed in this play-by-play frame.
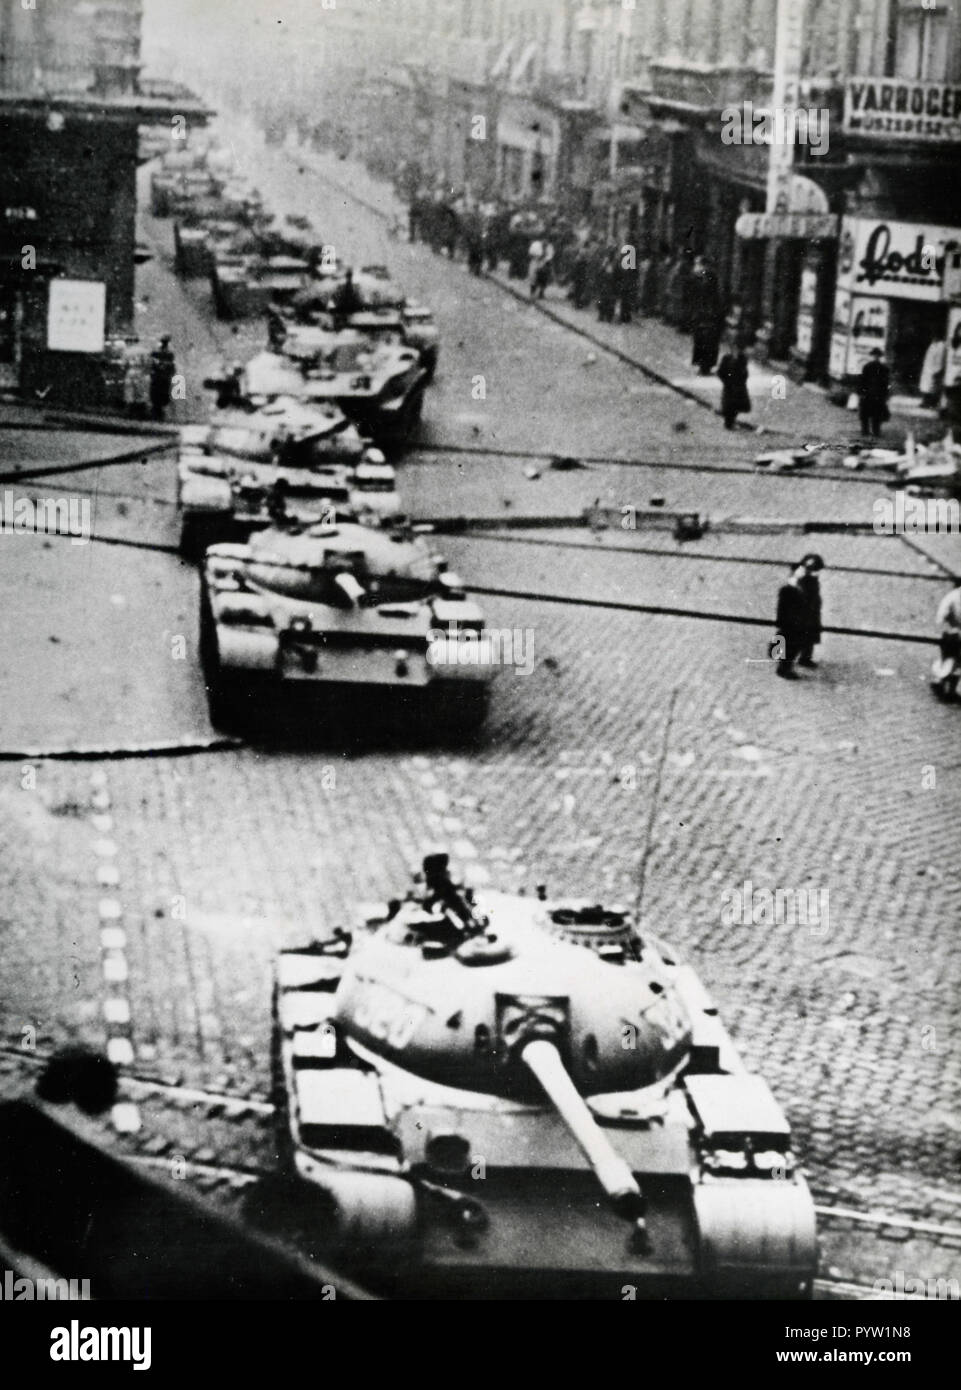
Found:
[775,563,808,679]
[716,343,751,429]
[797,553,824,667]
[331,268,363,328]
[858,347,890,437]
[690,256,723,375]
[149,336,176,421]
[596,245,618,323]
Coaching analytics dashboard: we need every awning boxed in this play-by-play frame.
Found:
[588,124,646,144]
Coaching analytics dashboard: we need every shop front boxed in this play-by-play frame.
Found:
[829,216,961,390]
[496,95,558,203]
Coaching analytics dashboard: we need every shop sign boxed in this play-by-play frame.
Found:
[844,77,961,143]
[794,267,819,361]
[47,279,106,354]
[844,296,889,376]
[736,211,837,240]
[836,217,961,302]
[829,289,890,379]
[766,0,805,214]
[795,311,815,359]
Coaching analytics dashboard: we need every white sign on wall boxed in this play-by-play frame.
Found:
[47,279,106,354]
[836,217,961,302]
[829,287,851,379]
[845,296,890,376]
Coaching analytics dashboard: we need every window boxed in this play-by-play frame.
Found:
[895,2,951,82]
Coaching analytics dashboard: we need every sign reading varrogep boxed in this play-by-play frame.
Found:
[47,279,106,354]
[845,77,961,143]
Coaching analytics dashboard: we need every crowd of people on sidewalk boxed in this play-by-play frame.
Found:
[403,178,762,423]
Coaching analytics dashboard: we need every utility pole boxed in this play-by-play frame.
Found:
[757,0,806,360]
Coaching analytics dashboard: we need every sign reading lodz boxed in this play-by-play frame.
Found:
[836,217,960,302]
[845,77,961,142]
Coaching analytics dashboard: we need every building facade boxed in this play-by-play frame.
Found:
[141,0,961,394]
[0,0,207,404]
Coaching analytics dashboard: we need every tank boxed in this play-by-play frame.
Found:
[176,400,392,554]
[270,854,818,1298]
[277,271,439,380]
[200,524,491,731]
[211,254,312,320]
[231,329,428,447]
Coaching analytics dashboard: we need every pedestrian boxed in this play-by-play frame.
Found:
[149,335,176,421]
[717,340,751,429]
[596,246,618,323]
[568,239,590,309]
[690,256,723,375]
[331,267,362,328]
[774,563,808,679]
[215,362,245,411]
[796,553,825,668]
[531,239,553,300]
[617,251,638,324]
[858,347,890,438]
[527,235,545,297]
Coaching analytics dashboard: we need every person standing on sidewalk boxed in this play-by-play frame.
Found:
[690,256,723,375]
[149,336,176,422]
[774,563,808,680]
[858,347,890,437]
[797,553,825,668]
[717,341,751,429]
[596,245,618,323]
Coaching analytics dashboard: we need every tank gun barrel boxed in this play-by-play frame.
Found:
[521,1039,645,1222]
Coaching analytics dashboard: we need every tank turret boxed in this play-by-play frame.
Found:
[271,854,818,1296]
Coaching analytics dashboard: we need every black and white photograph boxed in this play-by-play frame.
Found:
[0,0,959,1338]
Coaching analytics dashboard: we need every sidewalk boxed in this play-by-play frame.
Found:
[280,135,936,451]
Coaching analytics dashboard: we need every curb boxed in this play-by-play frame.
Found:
[0,437,175,486]
[0,736,243,762]
[1,406,180,439]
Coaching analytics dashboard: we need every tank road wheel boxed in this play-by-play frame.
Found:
[199,581,239,732]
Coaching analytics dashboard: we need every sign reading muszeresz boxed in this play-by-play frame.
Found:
[845,77,961,142]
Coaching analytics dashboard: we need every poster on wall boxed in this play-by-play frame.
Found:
[47,278,106,354]
[845,296,890,376]
[829,287,851,379]
[794,266,819,361]
[945,306,961,388]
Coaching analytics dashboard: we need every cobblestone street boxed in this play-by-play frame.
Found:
[2,100,960,1301]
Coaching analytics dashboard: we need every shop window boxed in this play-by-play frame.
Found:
[895,2,950,82]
